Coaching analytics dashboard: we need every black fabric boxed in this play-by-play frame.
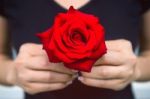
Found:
[0,0,147,99]
[140,0,150,13]
[0,0,5,16]
[25,80,134,99]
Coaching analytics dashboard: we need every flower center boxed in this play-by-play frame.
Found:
[71,31,86,45]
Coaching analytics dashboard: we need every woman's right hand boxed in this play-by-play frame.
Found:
[9,43,76,94]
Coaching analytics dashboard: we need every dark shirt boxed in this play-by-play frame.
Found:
[0,0,149,99]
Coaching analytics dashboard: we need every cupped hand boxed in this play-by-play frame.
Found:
[9,43,77,94]
[79,39,139,91]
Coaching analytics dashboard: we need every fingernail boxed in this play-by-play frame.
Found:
[73,73,79,79]
[78,77,83,81]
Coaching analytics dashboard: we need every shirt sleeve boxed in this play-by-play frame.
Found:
[0,0,5,16]
[140,0,150,13]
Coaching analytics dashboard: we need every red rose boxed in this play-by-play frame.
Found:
[37,6,107,72]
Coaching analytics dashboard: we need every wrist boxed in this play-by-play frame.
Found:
[134,57,144,81]
[0,56,16,86]
[0,55,16,86]
[5,60,17,85]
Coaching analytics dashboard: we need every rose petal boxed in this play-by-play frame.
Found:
[54,13,67,28]
[64,58,96,72]
[68,6,76,14]
[36,28,53,49]
[46,49,61,62]
[92,39,107,58]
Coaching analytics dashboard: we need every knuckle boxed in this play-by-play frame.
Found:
[20,43,30,51]
[47,72,53,80]
[16,76,40,95]
[130,55,137,64]
[39,59,48,66]
[19,81,35,94]
[17,68,29,81]
[25,85,37,95]
[125,40,132,47]
[125,53,137,63]
[17,74,30,85]
[119,39,132,48]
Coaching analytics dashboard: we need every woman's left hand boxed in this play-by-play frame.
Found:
[79,39,139,91]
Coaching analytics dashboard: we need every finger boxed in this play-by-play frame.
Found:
[19,43,46,56]
[47,62,76,75]
[105,39,133,52]
[81,66,125,80]
[26,82,69,94]
[78,77,124,91]
[26,70,74,83]
[26,56,75,75]
[94,50,126,66]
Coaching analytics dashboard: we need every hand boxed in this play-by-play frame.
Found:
[79,39,138,91]
[9,43,76,94]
